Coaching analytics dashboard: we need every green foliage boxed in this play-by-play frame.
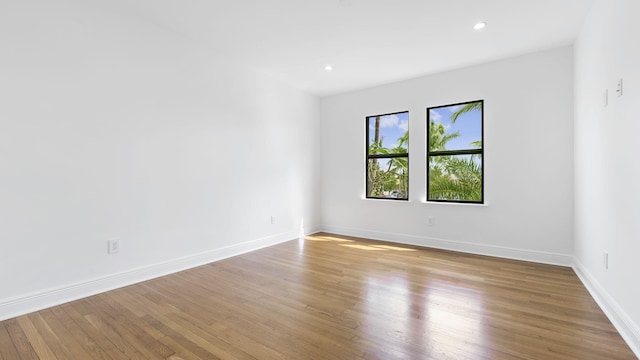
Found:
[367,130,409,199]
[367,102,482,201]
[429,121,460,152]
[428,104,483,202]
[450,101,482,123]
[429,156,482,201]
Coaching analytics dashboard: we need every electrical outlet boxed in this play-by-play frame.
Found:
[604,252,609,269]
[428,217,435,226]
[616,78,623,97]
[270,216,276,225]
[108,238,120,254]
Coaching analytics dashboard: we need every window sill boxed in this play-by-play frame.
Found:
[422,201,488,207]
[360,198,488,206]
[363,197,412,203]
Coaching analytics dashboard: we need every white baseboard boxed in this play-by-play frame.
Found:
[10,225,637,358]
[315,226,639,357]
[573,258,640,358]
[304,224,322,237]
[0,230,302,322]
[318,225,573,266]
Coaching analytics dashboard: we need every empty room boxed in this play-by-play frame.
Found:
[1,0,639,359]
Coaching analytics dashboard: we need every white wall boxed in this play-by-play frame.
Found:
[1,1,638,354]
[573,0,640,354]
[320,47,574,265]
[0,0,320,319]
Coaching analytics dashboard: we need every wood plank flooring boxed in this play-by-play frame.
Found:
[1,232,636,359]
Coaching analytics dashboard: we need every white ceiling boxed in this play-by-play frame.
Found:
[120,0,594,96]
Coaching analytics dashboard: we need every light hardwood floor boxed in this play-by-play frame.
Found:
[0,233,636,359]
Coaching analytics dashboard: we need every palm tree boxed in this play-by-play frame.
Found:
[429,156,482,201]
[428,121,459,152]
[367,116,382,196]
[450,101,482,123]
[451,100,483,157]
[367,128,409,198]
[428,102,483,201]
[388,130,409,196]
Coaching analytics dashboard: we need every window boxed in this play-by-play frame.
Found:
[366,111,409,200]
[427,100,483,203]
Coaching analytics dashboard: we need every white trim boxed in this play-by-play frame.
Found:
[422,200,489,207]
[318,225,572,266]
[315,226,639,356]
[304,224,322,236]
[362,198,413,203]
[10,224,638,359]
[0,230,301,322]
[572,258,640,358]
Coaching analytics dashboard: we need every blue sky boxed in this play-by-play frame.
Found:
[367,111,409,151]
[429,104,481,150]
[367,106,481,152]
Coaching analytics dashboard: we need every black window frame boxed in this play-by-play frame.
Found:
[365,111,409,201]
[426,100,484,204]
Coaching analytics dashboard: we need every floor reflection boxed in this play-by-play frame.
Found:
[425,281,486,354]
[362,275,485,356]
[304,233,487,357]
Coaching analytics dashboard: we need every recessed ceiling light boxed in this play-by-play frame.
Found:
[324,65,333,71]
[474,22,486,30]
